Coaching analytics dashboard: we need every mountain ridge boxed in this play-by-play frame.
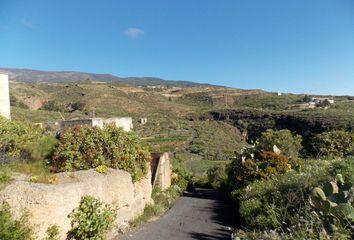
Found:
[0,67,222,87]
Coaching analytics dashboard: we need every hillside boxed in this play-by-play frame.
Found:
[6,72,354,175]
[0,67,217,87]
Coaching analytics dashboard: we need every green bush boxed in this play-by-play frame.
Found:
[207,164,228,189]
[68,101,86,113]
[95,165,108,174]
[0,202,35,240]
[171,165,190,192]
[228,151,290,188]
[256,129,303,158]
[312,131,354,157]
[45,225,60,240]
[40,100,62,112]
[233,158,354,239]
[67,195,117,240]
[50,125,150,181]
[0,117,45,160]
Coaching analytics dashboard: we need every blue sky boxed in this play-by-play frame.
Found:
[1,0,354,95]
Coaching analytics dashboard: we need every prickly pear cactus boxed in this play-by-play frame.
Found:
[309,174,354,231]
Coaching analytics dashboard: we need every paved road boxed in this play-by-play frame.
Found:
[119,189,237,240]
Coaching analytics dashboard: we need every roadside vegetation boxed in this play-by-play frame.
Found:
[130,161,191,228]
[205,129,354,239]
[51,125,150,181]
[0,116,154,239]
[2,81,354,239]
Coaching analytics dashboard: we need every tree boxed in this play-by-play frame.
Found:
[311,131,354,157]
[256,129,302,158]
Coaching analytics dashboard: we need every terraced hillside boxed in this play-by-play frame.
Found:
[8,79,354,175]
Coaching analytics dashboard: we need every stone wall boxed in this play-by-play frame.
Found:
[0,73,11,119]
[0,168,152,239]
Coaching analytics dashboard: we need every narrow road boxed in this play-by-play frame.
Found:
[119,189,237,240]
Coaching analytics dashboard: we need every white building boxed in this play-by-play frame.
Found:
[0,74,11,119]
[59,117,133,132]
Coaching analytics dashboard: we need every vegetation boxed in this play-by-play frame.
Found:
[0,116,56,161]
[309,175,354,234]
[0,117,59,186]
[95,165,108,174]
[233,93,303,110]
[45,225,60,240]
[130,186,181,227]
[1,81,353,239]
[188,121,245,160]
[228,150,290,188]
[207,164,228,189]
[311,131,354,158]
[207,107,354,142]
[67,195,117,240]
[256,129,302,158]
[0,202,35,240]
[231,158,354,239]
[225,128,354,240]
[50,125,150,181]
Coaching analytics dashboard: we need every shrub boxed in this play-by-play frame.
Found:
[67,195,117,240]
[45,225,60,240]
[256,129,303,158]
[256,151,290,178]
[228,151,290,188]
[0,117,44,160]
[171,165,190,192]
[0,170,11,189]
[40,100,62,112]
[312,131,354,157]
[0,202,35,240]
[29,175,39,183]
[69,101,86,112]
[207,164,228,189]
[233,158,354,239]
[47,175,59,184]
[95,165,108,174]
[50,125,151,181]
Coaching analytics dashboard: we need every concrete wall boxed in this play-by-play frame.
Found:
[0,74,11,119]
[59,117,133,132]
[0,168,152,239]
[151,152,171,191]
[59,119,96,129]
[104,117,133,132]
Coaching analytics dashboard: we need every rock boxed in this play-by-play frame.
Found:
[273,145,281,155]
[0,168,152,240]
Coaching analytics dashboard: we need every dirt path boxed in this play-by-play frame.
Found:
[119,188,236,240]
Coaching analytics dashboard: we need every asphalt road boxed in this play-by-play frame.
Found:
[119,188,237,240]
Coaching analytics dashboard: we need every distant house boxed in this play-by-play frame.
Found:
[277,92,282,96]
[59,117,133,132]
[140,118,147,125]
[308,97,334,107]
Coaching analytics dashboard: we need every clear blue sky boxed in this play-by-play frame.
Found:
[1,0,354,95]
